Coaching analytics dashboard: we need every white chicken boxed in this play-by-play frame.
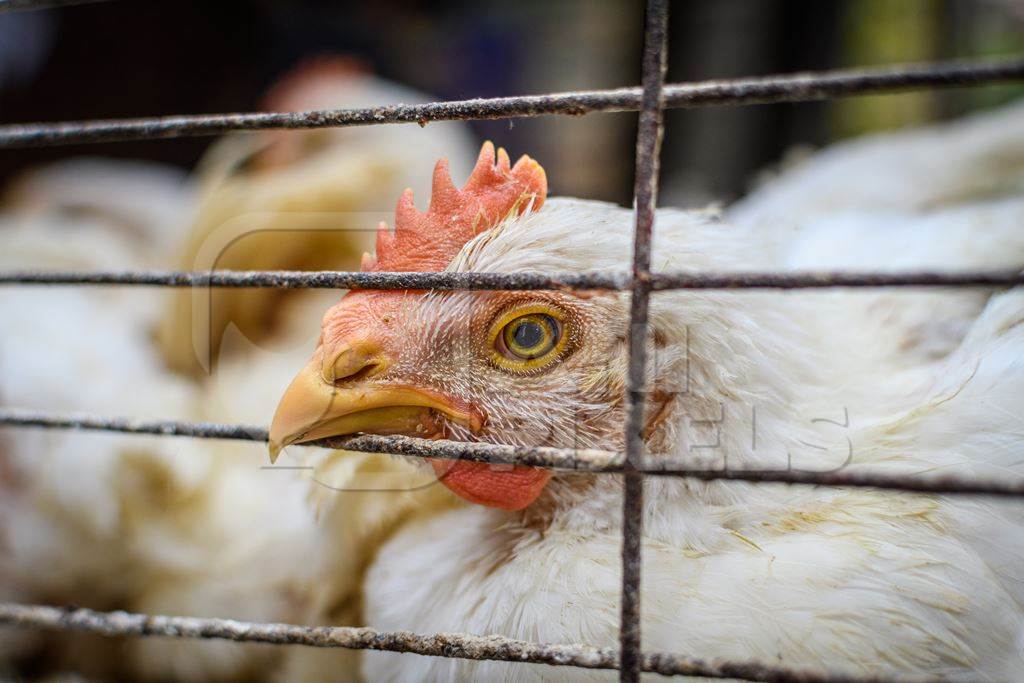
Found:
[269,104,1024,682]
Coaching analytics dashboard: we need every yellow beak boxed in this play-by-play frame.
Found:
[268,352,483,462]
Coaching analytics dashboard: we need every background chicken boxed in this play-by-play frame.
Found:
[270,107,1024,680]
[157,56,475,378]
[0,64,475,681]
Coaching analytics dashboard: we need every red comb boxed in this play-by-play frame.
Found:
[362,142,547,273]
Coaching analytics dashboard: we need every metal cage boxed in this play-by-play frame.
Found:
[1,1,1024,681]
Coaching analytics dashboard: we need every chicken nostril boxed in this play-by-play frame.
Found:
[321,345,388,385]
[334,362,383,385]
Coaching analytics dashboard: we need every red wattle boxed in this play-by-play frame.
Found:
[429,459,551,511]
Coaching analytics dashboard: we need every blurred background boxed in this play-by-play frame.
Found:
[2,0,1023,207]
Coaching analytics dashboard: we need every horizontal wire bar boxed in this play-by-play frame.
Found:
[648,269,1024,291]
[640,463,1024,497]
[0,0,111,11]
[0,409,271,442]
[0,408,618,470]
[0,269,627,291]
[1,268,1022,291]
[0,603,909,683]
[3,408,1024,497]
[1,56,1022,148]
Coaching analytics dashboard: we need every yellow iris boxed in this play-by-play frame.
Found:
[489,304,568,373]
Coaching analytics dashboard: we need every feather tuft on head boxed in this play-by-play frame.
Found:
[362,141,547,273]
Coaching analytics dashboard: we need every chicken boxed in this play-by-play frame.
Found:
[0,63,476,681]
[270,120,1024,681]
[0,159,327,681]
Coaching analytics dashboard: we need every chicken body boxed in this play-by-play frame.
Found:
[276,103,1024,681]
[0,67,476,681]
[0,161,329,680]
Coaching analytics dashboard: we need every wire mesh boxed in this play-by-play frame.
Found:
[1,1,1024,681]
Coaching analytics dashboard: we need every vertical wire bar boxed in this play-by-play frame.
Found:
[620,1,669,682]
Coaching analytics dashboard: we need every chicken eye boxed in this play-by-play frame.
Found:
[503,314,558,359]
[489,306,569,373]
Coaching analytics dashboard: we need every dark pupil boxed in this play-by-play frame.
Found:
[513,321,545,350]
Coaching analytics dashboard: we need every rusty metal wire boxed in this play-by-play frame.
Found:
[0,269,626,290]
[0,408,618,470]
[2,268,1022,291]
[619,1,668,680]
[0,408,272,443]
[0,0,109,11]
[0,603,913,683]
[5,408,1024,497]
[0,56,1022,148]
